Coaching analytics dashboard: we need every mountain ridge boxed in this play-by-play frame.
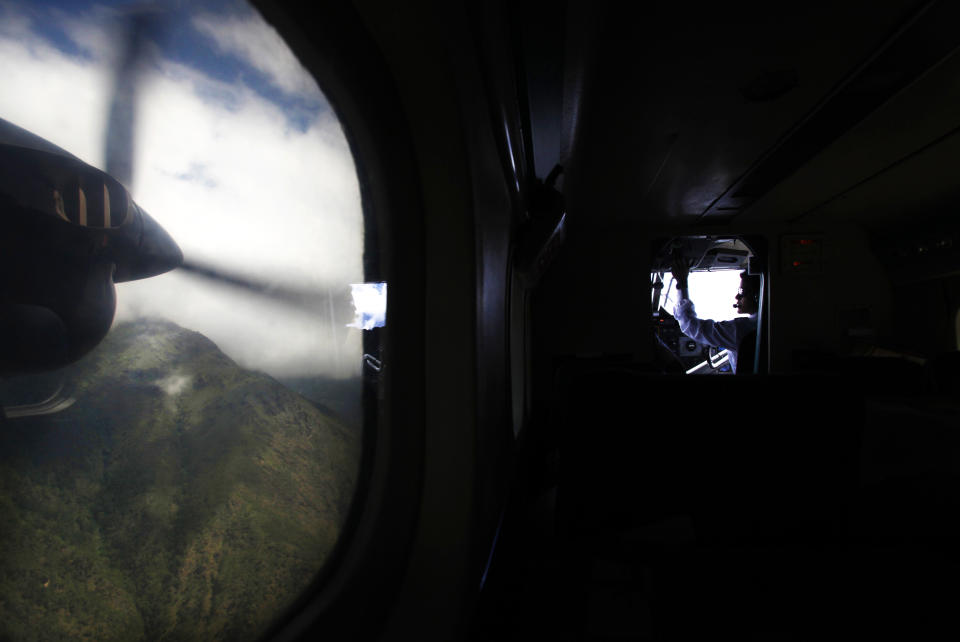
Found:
[0,318,361,641]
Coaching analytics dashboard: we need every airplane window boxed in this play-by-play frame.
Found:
[0,2,367,640]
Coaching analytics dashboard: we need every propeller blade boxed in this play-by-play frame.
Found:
[104,11,157,189]
[177,259,348,312]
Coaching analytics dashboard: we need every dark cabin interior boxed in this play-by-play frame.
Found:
[248,0,960,639]
[479,2,960,639]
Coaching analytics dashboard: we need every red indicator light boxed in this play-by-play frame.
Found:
[799,239,815,245]
[793,261,802,267]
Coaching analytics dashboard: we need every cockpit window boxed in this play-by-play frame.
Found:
[653,269,743,322]
[0,2,367,640]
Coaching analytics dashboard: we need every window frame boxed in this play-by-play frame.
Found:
[251,2,427,639]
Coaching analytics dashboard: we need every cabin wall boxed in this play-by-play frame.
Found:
[351,2,482,636]
[769,224,893,370]
[532,220,651,360]
[888,275,960,357]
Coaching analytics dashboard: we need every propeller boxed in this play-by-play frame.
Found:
[1,7,178,376]
[104,9,156,189]
[101,7,343,308]
[0,5,354,378]
[177,258,353,315]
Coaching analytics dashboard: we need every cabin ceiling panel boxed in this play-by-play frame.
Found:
[737,44,960,228]
[799,131,960,231]
[566,2,920,226]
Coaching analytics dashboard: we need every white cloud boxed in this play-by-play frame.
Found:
[0,4,367,379]
[191,12,320,98]
[116,58,364,378]
[157,372,192,396]
[57,10,115,62]
[0,14,110,167]
[131,59,361,280]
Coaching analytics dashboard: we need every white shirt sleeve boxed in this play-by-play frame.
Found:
[673,299,755,351]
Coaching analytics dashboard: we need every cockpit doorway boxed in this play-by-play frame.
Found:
[651,236,765,375]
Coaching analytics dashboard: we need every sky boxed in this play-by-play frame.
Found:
[657,269,744,321]
[0,0,366,378]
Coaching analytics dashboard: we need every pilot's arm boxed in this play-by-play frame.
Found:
[673,298,742,351]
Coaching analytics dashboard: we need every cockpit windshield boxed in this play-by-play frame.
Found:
[653,269,743,322]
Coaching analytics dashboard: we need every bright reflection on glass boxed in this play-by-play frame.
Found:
[0,2,364,640]
[348,282,387,330]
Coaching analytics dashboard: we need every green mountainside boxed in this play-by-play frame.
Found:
[0,319,362,641]
[277,376,363,429]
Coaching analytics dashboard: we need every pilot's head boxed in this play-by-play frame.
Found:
[735,271,761,315]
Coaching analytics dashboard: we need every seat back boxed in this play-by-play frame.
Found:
[555,369,862,542]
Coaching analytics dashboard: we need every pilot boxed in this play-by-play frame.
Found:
[671,258,760,374]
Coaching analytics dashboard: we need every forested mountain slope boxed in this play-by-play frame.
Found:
[0,319,361,641]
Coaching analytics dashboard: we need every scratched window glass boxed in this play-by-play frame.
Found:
[0,2,371,639]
